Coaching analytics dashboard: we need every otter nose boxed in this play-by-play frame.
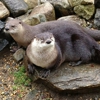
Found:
[46,40,51,44]
[5,28,9,31]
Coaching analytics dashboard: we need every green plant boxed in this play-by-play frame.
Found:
[14,66,31,86]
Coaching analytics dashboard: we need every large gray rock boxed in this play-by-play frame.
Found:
[0,20,5,31]
[1,0,28,17]
[18,2,54,25]
[13,48,25,62]
[32,63,100,93]
[0,2,10,19]
[0,39,9,51]
[18,2,55,25]
[0,19,9,51]
[0,20,6,39]
[0,20,12,42]
[18,12,47,25]
[24,90,40,100]
[58,15,86,27]
[30,2,55,21]
[41,0,73,17]
[94,9,100,29]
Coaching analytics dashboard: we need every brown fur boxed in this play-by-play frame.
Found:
[26,31,100,76]
[4,17,100,48]
[4,17,100,77]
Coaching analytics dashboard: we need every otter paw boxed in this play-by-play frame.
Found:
[10,42,20,52]
[69,61,82,66]
[28,64,35,75]
[39,69,50,78]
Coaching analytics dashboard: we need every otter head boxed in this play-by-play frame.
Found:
[32,32,55,50]
[4,17,23,35]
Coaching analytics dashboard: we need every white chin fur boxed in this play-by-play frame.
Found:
[4,29,16,34]
[3,29,8,33]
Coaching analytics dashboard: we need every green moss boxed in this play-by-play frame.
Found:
[74,4,95,20]
[12,85,18,91]
[14,66,31,86]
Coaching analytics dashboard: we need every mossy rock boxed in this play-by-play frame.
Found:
[74,4,95,20]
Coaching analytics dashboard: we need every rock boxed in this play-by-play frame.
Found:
[0,20,13,42]
[18,13,47,25]
[1,0,28,17]
[24,87,53,100]
[74,4,95,20]
[18,2,55,25]
[17,10,31,24]
[81,0,94,5]
[24,0,38,9]
[27,14,47,25]
[24,90,39,100]
[41,0,73,18]
[52,0,73,18]
[31,63,100,93]
[29,2,55,21]
[68,0,82,7]
[0,20,6,39]
[94,9,100,29]
[0,2,10,19]
[0,20,10,51]
[58,15,86,27]
[95,0,100,8]
[0,20,5,31]
[68,0,95,20]
[13,48,25,62]
[68,0,94,7]
[0,39,9,51]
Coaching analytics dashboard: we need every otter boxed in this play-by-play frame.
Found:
[26,32,62,76]
[4,17,100,48]
[26,32,100,77]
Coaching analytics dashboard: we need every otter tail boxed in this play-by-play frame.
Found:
[92,46,100,63]
[83,28,100,41]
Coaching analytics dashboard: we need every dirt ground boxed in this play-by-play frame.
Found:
[1,46,100,100]
[0,46,32,100]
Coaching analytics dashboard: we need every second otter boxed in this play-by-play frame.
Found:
[4,17,100,48]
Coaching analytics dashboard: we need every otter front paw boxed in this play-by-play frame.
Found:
[39,69,50,78]
[69,61,82,66]
[27,64,35,75]
[10,42,20,52]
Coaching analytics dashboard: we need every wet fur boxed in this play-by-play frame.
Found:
[27,33,59,69]
[26,31,100,76]
[26,33,62,76]
[4,17,100,48]
[4,18,100,76]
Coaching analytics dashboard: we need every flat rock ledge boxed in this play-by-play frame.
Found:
[32,63,100,93]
